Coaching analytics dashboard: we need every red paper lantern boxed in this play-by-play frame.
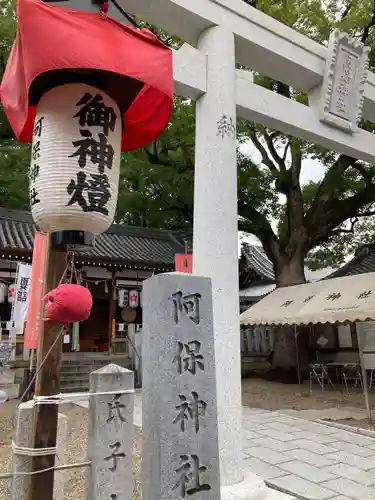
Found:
[43,284,93,324]
[0,0,173,152]
[129,290,139,308]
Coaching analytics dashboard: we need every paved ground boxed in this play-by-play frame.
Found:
[74,379,375,499]
[76,393,375,499]
[243,407,375,500]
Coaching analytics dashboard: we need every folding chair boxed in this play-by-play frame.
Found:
[342,363,363,394]
[309,363,335,392]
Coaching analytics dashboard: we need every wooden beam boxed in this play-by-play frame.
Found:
[29,236,67,500]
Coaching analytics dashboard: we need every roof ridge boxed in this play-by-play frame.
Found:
[0,208,187,240]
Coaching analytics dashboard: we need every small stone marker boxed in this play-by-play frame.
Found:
[142,273,220,500]
[86,364,134,500]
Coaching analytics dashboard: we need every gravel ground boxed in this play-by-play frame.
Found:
[0,378,373,499]
[242,377,375,412]
[0,401,141,500]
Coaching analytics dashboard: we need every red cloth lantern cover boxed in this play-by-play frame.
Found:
[43,284,93,324]
[0,0,174,152]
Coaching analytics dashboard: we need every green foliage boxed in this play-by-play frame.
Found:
[0,0,30,210]
[117,98,195,229]
[3,0,375,278]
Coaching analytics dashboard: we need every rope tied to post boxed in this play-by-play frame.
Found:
[12,441,57,457]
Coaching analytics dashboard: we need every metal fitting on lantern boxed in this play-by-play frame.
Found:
[51,231,95,252]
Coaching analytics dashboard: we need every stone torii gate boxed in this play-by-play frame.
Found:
[121,0,374,496]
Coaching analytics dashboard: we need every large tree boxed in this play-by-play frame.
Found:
[236,0,375,286]
[119,1,375,278]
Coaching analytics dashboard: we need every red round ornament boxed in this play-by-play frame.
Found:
[43,284,93,324]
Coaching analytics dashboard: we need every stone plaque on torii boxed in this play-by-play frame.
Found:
[118,0,374,496]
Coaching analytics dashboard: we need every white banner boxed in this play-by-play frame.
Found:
[10,263,32,340]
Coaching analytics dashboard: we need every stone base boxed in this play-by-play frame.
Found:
[221,471,295,500]
[0,383,20,400]
[221,470,268,500]
[0,368,15,384]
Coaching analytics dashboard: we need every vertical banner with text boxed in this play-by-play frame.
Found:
[10,263,32,340]
[24,232,47,349]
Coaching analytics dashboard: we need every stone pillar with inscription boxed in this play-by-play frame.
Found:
[142,273,221,500]
[193,25,242,486]
[86,364,134,500]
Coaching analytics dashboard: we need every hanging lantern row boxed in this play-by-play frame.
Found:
[0,0,173,235]
[117,289,140,309]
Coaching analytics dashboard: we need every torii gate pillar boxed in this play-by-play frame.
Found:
[194,26,245,489]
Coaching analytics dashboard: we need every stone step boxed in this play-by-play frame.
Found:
[60,367,97,375]
[60,374,89,385]
[59,358,132,394]
[59,385,89,393]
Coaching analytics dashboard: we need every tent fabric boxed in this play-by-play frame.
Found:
[0,0,173,152]
[240,271,375,326]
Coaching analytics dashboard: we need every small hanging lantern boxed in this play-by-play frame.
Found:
[0,283,7,304]
[129,290,139,309]
[118,289,129,308]
[7,284,16,303]
[0,0,173,235]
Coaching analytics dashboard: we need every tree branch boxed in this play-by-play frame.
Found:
[238,201,281,263]
[305,181,375,251]
[282,140,291,161]
[304,154,355,228]
[341,1,352,20]
[357,209,375,217]
[262,128,287,172]
[153,184,193,221]
[350,162,373,185]
[331,217,358,236]
[144,143,172,166]
[248,128,280,178]
[290,139,302,180]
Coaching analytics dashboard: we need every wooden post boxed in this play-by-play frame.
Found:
[357,325,372,424]
[29,235,67,500]
[107,275,116,354]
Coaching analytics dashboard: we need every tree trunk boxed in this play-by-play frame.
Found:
[275,251,305,288]
[272,251,307,380]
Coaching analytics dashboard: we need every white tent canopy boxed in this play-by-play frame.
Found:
[240,271,375,326]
